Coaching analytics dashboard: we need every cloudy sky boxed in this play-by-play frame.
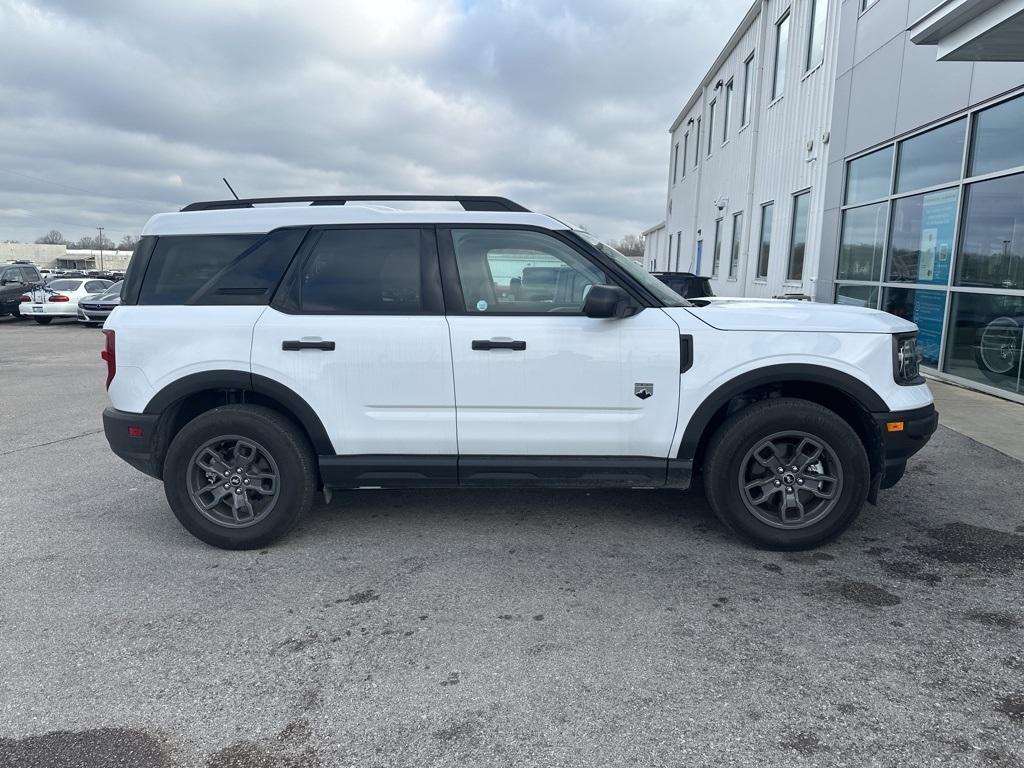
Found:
[0,0,748,245]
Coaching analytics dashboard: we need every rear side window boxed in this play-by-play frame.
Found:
[138,235,261,304]
[135,230,307,305]
[297,228,436,314]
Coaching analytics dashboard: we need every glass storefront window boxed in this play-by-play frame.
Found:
[835,284,878,309]
[882,287,946,366]
[969,93,1024,178]
[896,118,965,193]
[845,146,893,205]
[955,173,1024,290]
[944,291,1024,395]
[886,188,957,284]
[838,203,887,281]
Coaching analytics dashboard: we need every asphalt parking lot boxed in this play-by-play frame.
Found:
[1,318,1022,768]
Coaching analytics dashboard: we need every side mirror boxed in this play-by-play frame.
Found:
[583,285,637,319]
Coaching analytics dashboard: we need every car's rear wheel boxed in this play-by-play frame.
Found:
[163,405,316,549]
[703,397,869,550]
[33,316,52,325]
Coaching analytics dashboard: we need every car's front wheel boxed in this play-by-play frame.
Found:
[703,397,869,550]
[163,405,317,549]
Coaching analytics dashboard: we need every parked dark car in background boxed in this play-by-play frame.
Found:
[650,271,715,300]
[1,261,42,317]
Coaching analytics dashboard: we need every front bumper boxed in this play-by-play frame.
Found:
[103,407,162,479]
[78,306,113,322]
[875,404,939,490]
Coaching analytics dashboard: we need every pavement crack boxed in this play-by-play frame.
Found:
[0,428,104,456]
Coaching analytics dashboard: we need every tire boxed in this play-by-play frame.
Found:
[163,404,317,549]
[702,397,869,550]
[33,316,52,325]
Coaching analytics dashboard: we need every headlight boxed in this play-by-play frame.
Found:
[893,332,923,385]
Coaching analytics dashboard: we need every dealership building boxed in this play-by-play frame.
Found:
[644,0,1024,402]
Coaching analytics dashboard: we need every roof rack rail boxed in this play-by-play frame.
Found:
[180,195,530,213]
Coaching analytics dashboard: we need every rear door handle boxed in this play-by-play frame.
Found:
[472,339,526,351]
[282,340,336,351]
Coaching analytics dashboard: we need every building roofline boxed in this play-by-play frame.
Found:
[670,0,761,133]
[642,221,666,236]
[909,0,1004,44]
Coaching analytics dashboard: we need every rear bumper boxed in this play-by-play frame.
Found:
[103,407,162,479]
[23,303,77,317]
[875,404,939,489]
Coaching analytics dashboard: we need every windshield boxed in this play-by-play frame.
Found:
[101,281,124,300]
[573,231,688,307]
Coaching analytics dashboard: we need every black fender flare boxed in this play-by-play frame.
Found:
[677,364,888,462]
[143,370,334,455]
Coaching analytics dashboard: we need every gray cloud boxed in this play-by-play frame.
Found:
[0,0,747,243]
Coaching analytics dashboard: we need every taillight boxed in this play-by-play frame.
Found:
[101,330,116,389]
[19,295,29,303]
[48,294,70,303]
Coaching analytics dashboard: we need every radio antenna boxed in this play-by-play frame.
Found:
[222,177,240,200]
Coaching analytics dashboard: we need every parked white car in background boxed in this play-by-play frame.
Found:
[22,278,113,324]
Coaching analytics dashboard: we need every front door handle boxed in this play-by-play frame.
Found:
[472,339,526,351]
[282,340,336,351]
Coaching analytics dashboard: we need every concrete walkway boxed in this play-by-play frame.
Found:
[927,376,1024,462]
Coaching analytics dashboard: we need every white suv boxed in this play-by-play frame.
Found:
[101,195,937,550]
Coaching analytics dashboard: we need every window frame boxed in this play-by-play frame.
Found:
[757,201,774,279]
[711,218,723,278]
[682,131,689,178]
[707,99,717,156]
[722,79,734,144]
[729,210,743,278]
[787,190,811,282]
[772,11,790,101]
[806,0,827,72]
[741,53,755,127]
[272,224,444,316]
[693,117,702,168]
[672,142,679,184]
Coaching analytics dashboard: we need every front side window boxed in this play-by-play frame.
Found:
[806,0,827,71]
[729,211,743,277]
[788,191,810,281]
[300,228,425,314]
[772,12,790,100]
[452,229,605,314]
[742,54,754,126]
[757,202,773,278]
[712,219,723,277]
[1,268,21,283]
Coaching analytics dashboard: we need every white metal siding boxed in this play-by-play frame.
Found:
[661,0,841,299]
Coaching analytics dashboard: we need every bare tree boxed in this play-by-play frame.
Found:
[609,234,644,262]
[35,230,67,245]
[118,234,138,251]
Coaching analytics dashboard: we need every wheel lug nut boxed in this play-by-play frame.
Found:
[243,479,249,485]
[791,466,798,471]
[223,483,229,489]
[797,479,804,485]
[774,480,781,486]
[777,468,783,473]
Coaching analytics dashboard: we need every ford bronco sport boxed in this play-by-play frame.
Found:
[102,195,937,550]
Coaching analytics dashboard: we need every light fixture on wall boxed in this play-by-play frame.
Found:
[714,79,723,89]
[687,117,694,126]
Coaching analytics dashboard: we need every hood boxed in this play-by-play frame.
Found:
[679,299,917,334]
